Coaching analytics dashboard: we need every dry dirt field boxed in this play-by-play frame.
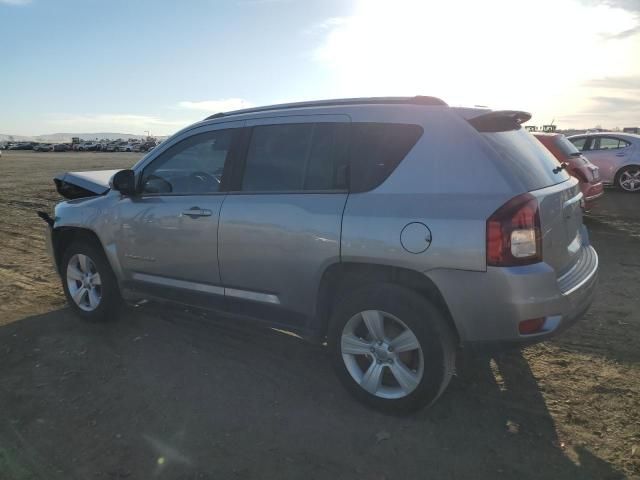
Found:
[0,150,638,479]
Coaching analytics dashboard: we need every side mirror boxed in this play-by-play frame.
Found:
[112,169,137,196]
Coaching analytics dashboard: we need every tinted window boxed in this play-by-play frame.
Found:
[569,137,587,151]
[482,128,570,190]
[349,123,424,192]
[241,123,348,192]
[141,129,233,194]
[305,123,349,190]
[595,136,630,150]
[555,136,581,156]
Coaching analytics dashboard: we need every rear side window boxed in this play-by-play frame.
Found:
[241,123,348,192]
[593,136,630,150]
[349,123,424,192]
[481,129,570,190]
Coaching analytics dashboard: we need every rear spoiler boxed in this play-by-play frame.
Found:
[467,110,532,133]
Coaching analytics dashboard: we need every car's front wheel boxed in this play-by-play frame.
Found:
[616,165,640,192]
[329,283,456,413]
[61,240,122,321]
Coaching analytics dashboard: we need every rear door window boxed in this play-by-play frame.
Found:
[481,129,570,190]
[241,123,348,192]
[593,136,630,150]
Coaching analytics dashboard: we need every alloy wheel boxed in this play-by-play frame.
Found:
[619,167,640,192]
[66,253,102,311]
[341,310,424,399]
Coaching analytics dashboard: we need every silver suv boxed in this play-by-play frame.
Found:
[44,97,598,412]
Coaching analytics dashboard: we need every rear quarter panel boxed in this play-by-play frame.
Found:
[341,109,519,273]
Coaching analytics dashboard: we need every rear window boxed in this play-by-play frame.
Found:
[481,129,570,190]
[569,137,587,151]
[555,135,581,157]
[349,123,423,192]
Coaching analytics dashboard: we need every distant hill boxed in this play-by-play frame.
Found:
[0,133,163,143]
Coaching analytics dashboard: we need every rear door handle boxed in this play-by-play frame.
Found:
[181,207,212,218]
[615,152,626,157]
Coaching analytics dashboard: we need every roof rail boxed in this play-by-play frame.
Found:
[204,95,447,120]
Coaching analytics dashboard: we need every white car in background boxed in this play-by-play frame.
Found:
[568,132,640,192]
[116,142,132,152]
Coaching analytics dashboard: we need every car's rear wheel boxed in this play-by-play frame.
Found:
[329,283,456,413]
[61,240,122,321]
[616,165,640,192]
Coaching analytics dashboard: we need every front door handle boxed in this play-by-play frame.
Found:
[181,207,212,218]
[615,152,626,157]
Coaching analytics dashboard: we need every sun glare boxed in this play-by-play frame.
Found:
[316,0,638,124]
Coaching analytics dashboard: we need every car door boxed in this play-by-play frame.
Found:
[218,115,350,329]
[582,136,632,183]
[115,122,243,307]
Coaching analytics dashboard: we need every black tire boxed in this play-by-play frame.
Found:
[328,283,456,413]
[615,165,640,193]
[60,240,122,322]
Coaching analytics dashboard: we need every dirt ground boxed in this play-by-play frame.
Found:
[0,150,638,480]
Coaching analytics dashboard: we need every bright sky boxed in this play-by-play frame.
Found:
[1,0,639,136]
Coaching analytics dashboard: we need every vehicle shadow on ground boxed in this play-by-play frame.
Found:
[0,307,625,480]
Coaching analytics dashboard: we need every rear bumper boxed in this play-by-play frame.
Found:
[427,245,598,350]
[583,182,604,204]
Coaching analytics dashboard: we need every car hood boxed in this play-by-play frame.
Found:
[54,169,121,199]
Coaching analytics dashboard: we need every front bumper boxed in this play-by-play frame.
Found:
[427,245,598,350]
[39,213,59,274]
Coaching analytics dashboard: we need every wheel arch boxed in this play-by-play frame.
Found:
[52,227,110,275]
[315,262,460,345]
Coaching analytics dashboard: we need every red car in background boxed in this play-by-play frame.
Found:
[534,133,604,207]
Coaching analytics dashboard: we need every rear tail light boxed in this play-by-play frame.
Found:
[518,317,545,335]
[487,193,542,266]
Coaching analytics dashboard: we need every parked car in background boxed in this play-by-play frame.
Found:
[140,140,157,152]
[78,142,101,152]
[9,142,34,150]
[103,143,118,152]
[34,144,52,152]
[534,133,603,207]
[568,132,640,193]
[132,143,145,152]
[53,144,69,152]
[44,97,598,412]
[117,142,133,152]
